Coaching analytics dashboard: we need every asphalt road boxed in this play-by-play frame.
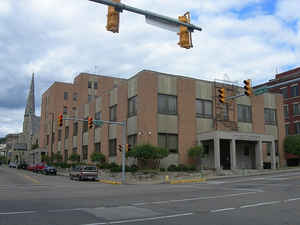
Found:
[1,165,300,225]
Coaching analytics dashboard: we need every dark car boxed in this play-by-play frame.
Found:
[17,162,28,169]
[43,166,57,175]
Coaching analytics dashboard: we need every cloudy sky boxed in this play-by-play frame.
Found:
[0,0,300,137]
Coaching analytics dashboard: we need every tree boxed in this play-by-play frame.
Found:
[69,152,80,163]
[188,145,204,169]
[90,152,106,164]
[52,152,63,162]
[127,144,169,169]
[284,135,300,156]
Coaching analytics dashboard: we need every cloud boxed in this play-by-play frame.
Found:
[0,0,299,137]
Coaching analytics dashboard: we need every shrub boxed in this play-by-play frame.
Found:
[167,164,177,172]
[160,168,166,172]
[90,152,106,164]
[129,164,138,173]
[189,165,196,171]
[110,165,122,173]
[178,164,189,172]
[284,135,300,155]
[188,146,204,159]
[69,152,80,163]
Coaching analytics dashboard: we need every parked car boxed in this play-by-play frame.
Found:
[43,166,57,175]
[9,162,17,168]
[17,162,28,170]
[35,162,47,173]
[69,165,98,181]
[27,164,36,171]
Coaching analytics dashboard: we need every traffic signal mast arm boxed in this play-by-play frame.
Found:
[88,0,202,32]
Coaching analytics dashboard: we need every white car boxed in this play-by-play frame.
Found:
[9,162,17,168]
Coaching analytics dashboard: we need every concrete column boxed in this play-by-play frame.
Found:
[271,141,276,169]
[255,140,263,170]
[230,139,237,170]
[214,136,221,170]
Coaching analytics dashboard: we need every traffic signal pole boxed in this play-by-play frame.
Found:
[88,0,202,32]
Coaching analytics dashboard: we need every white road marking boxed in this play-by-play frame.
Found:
[132,203,145,206]
[82,212,193,225]
[284,197,300,202]
[222,188,264,193]
[240,201,281,208]
[48,208,83,213]
[210,208,235,213]
[0,211,36,215]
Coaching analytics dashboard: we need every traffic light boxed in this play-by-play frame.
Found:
[178,12,192,49]
[106,0,120,33]
[88,117,93,129]
[125,144,131,152]
[58,114,63,127]
[118,144,123,152]
[243,79,252,96]
[218,88,226,103]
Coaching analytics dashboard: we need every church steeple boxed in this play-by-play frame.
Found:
[24,73,35,117]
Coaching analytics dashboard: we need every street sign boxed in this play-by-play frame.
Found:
[94,120,103,127]
[253,86,268,96]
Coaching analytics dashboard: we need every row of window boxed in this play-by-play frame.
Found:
[63,92,78,101]
[285,123,300,135]
[281,85,299,99]
[284,104,300,118]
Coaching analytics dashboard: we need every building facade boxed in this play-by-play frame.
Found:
[256,67,300,165]
[40,70,286,170]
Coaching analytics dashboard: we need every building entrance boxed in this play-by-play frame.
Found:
[220,140,231,170]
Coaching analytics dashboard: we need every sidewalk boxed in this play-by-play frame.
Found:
[57,167,300,184]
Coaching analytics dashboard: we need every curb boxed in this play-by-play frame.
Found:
[99,179,122,185]
[168,178,206,184]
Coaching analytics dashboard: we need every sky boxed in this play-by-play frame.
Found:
[0,0,300,137]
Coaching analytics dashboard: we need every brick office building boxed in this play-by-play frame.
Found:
[256,67,300,165]
[40,70,286,170]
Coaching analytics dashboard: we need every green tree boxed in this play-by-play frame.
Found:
[188,145,204,169]
[69,152,80,163]
[284,135,300,155]
[127,144,169,169]
[90,152,106,164]
[53,152,63,162]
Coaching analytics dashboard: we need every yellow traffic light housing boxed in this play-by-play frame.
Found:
[125,144,131,152]
[58,114,63,127]
[243,79,252,96]
[88,117,94,129]
[106,0,120,33]
[218,88,226,103]
[178,12,193,49]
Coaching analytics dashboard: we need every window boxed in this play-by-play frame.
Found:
[95,143,101,152]
[196,99,212,118]
[238,104,252,123]
[128,134,137,147]
[281,88,288,99]
[291,85,299,97]
[65,126,69,139]
[285,124,289,135]
[72,147,77,153]
[64,92,68,100]
[46,135,49,145]
[52,132,55,144]
[73,122,78,136]
[284,105,289,118]
[158,94,177,115]
[293,103,300,115]
[94,81,98,89]
[109,105,117,121]
[88,95,93,103]
[267,143,271,156]
[64,150,68,162]
[109,139,117,157]
[88,81,92,88]
[158,133,178,153]
[73,92,78,101]
[82,145,88,160]
[295,122,300,134]
[128,96,137,117]
[58,130,62,141]
[63,106,68,115]
[83,117,88,132]
[95,111,102,128]
[264,108,276,125]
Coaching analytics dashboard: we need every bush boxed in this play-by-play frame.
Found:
[90,152,106,164]
[178,164,189,172]
[110,165,122,172]
[189,165,196,171]
[129,164,138,173]
[188,146,204,159]
[167,164,178,172]
[69,152,80,163]
[160,168,166,172]
[284,135,300,156]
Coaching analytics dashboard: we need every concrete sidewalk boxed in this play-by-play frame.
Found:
[56,167,300,185]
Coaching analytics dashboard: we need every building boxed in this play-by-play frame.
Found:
[256,67,300,166]
[5,73,43,164]
[40,70,286,170]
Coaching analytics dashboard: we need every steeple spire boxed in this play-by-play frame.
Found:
[24,73,35,116]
